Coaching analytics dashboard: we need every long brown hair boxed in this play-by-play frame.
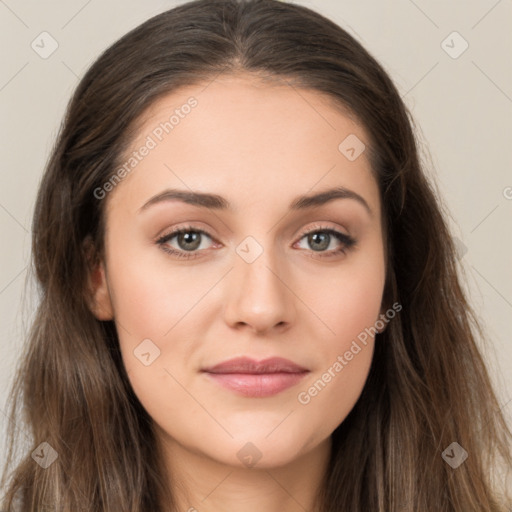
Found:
[1,0,510,510]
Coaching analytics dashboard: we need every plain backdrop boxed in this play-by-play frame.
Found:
[1,0,511,464]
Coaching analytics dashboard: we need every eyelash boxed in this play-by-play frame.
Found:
[156,224,357,260]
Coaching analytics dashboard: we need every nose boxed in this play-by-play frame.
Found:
[223,244,296,335]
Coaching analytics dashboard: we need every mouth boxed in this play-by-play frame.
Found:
[201,357,310,398]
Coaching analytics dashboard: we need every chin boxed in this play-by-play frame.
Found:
[211,433,321,470]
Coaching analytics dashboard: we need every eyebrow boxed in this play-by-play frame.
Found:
[139,186,373,216]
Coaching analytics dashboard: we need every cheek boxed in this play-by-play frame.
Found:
[295,311,376,444]
[105,248,225,410]
[293,258,384,435]
[106,247,212,344]
[298,344,374,446]
[306,255,385,348]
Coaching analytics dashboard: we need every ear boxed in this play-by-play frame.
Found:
[84,238,114,321]
[89,260,114,320]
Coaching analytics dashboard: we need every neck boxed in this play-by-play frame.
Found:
[157,434,331,512]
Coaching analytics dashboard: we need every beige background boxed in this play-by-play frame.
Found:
[1,0,511,462]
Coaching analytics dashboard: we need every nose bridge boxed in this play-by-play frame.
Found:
[223,234,295,332]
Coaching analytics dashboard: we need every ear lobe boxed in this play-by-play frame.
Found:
[88,260,114,321]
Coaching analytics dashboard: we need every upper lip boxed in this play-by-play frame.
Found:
[202,357,309,374]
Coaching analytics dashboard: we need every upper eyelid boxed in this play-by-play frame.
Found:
[157,226,212,241]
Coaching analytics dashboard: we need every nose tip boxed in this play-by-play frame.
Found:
[223,248,295,334]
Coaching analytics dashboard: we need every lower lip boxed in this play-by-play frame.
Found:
[204,372,308,397]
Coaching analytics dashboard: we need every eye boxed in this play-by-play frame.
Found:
[156,226,215,260]
[295,225,357,258]
[156,224,357,260]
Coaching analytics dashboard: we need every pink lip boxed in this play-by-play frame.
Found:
[202,357,309,398]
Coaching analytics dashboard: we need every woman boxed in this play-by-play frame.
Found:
[1,0,510,510]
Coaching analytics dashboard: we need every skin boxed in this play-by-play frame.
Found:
[90,73,387,512]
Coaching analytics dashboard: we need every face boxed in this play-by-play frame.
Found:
[90,73,386,470]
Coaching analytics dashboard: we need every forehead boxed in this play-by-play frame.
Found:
[132,72,366,151]
[108,72,380,218]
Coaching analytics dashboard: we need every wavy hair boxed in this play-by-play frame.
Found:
[1,0,511,510]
